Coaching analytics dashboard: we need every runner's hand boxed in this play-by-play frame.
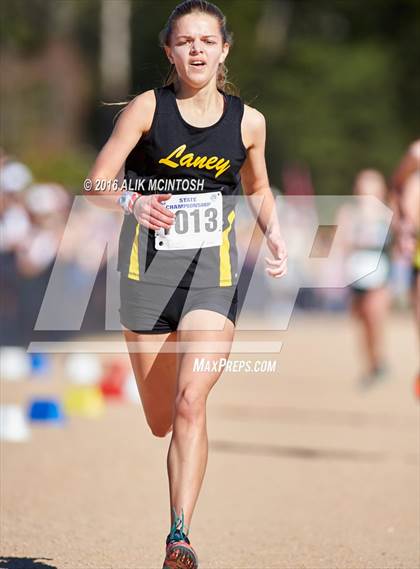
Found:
[265,232,288,278]
[133,194,175,230]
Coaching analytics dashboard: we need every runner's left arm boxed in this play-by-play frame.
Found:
[240,106,287,278]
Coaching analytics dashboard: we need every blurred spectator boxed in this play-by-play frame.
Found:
[16,183,71,345]
[391,140,420,397]
[0,156,33,345]
[1,153,121,348]
[337,170,392,388]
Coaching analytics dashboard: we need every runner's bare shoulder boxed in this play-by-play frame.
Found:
[241,104,266,150]
[116,89,157,139]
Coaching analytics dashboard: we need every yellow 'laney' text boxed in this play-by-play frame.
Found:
[159,144,230,178]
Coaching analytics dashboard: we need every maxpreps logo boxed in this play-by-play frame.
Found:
[159,144,230,178]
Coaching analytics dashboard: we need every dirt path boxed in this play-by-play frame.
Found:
[1,313,418,568]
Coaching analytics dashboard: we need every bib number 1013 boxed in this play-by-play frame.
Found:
[155,191,223,250]
[173,207,218,234]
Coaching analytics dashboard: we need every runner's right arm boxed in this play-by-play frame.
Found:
[84,91,175,229]
[83,91,155,210]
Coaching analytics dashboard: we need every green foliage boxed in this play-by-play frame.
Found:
[1,0,419,195]
[21,147,95,193]
[261,39,405,193]
[0,0,51,53]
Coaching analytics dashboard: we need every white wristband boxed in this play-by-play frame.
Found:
[118,191,141,215]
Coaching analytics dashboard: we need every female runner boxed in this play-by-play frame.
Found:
[85,1,287,566]
[339,170,392,388]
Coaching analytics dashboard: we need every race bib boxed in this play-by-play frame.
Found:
[155,192,223,250]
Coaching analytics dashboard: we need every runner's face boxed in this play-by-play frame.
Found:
[354,174,385,200]
[166,13,229,88]
[409,140,420,160]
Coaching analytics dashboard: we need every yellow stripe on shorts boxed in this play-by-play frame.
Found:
[219,210,235,287]
[128,223,140,281]
[414,236,420,270]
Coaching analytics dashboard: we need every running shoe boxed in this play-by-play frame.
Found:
[359,363,389,390]
[162,508,198,569]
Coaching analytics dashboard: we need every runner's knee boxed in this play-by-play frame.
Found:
[174,388,206,424]
[148,419,173,438]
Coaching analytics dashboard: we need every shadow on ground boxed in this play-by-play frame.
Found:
[210,439,386,462]
[0,558,57,569]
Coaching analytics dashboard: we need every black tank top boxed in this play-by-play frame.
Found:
[117,83,247,288]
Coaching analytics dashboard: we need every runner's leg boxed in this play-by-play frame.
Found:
[166,309,235,533]
[123,327,178,438]
[362,287,390,372]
